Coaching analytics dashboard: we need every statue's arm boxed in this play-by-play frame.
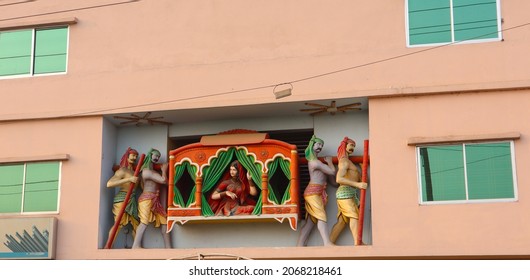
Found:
[211,180,229,200]
[106,168,137,188]
[317,157,336,175]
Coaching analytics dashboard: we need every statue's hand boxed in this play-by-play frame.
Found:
[324,156,333,164]
[246,171,252,181]
[129,176,138,184]
[357,182,368,190]
[225,191,237,199]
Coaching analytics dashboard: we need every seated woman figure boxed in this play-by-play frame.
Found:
[210,160,258,216]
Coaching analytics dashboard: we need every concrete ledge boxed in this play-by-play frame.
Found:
[0,17,77,31]
[0,154,70,164]
[408,132,521,146]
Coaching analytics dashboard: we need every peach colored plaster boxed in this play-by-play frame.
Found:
[0,117,104,259]
[1,1,530,121]
[369,90,530,257]
[1,0,530,259]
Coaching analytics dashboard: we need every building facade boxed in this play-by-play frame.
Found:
[1,0,529,259]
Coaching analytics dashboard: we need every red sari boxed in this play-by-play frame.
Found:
[208,163,256,216]
[213,178,256,216]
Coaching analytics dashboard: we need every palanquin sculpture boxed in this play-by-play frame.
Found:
[167,129,300,232]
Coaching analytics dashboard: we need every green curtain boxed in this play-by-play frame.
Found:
[265,158,281,205]
[279,158,292,204]
[172,161,197,207]
[235,149,263,215]
[177,147,280,216]
[172,163,186,207]
[200,148,236,216]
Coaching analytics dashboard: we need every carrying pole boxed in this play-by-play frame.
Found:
[356,140,369,245]
[299,156,368,165]
[104,153,145,249]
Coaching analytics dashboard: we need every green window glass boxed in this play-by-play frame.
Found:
[418,141,516,203]
[0,164,24,213]
[407,0,500,46]
[419,145,466,202]
[0,26,68,78]
[34,27,68,74]
[0,30,32,76]
[408,0,452,46]
[453,0,499,41]
[23,162,60,212]
[465,143,514,200]
[0,162,60,214]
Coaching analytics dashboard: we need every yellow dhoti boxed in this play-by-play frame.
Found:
[304,183,328,223]
[304,195,327,223]
[336,198,359,223]
[138,192,167,227]
[112,201,139,230]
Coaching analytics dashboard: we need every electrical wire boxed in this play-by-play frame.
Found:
[62,21,530,118]
[0,0,35,8]
[1,3,530,119]
[0,0,140,22]
[289,22,530,84]
[68,84,274,116]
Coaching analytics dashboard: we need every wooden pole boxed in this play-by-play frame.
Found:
[261,173,269,205]
[104,153,145,249]
[298,155,368,165]
[195,176,203,208]
[290,149,299,210]
[356,140,369,245]
[168,156,174,208]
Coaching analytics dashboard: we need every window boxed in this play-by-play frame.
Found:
[417,141,516,204]
[0,26,68,78]
[0,161,61,213]
[406,0,501,47]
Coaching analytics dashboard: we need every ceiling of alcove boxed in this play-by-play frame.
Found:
[106,97,368,127]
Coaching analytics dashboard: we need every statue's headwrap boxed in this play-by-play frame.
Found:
[305,135,324,161]
[337,137,355,160]
[141,148,161,170]
[119,147,138,168]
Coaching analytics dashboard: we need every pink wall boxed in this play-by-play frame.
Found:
[1,1,530,120]
[1,0,530,259]
[0,117,104,259]
[369,90,530,256]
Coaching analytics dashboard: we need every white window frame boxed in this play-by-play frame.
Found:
[0,159,64,216]
[416,140,518,205]
[0,26,70,80]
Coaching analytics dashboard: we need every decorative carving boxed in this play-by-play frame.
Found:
[195,151,206,163]
[173,209,201,216]
[259,149,269,161]
[263,206,296,214]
